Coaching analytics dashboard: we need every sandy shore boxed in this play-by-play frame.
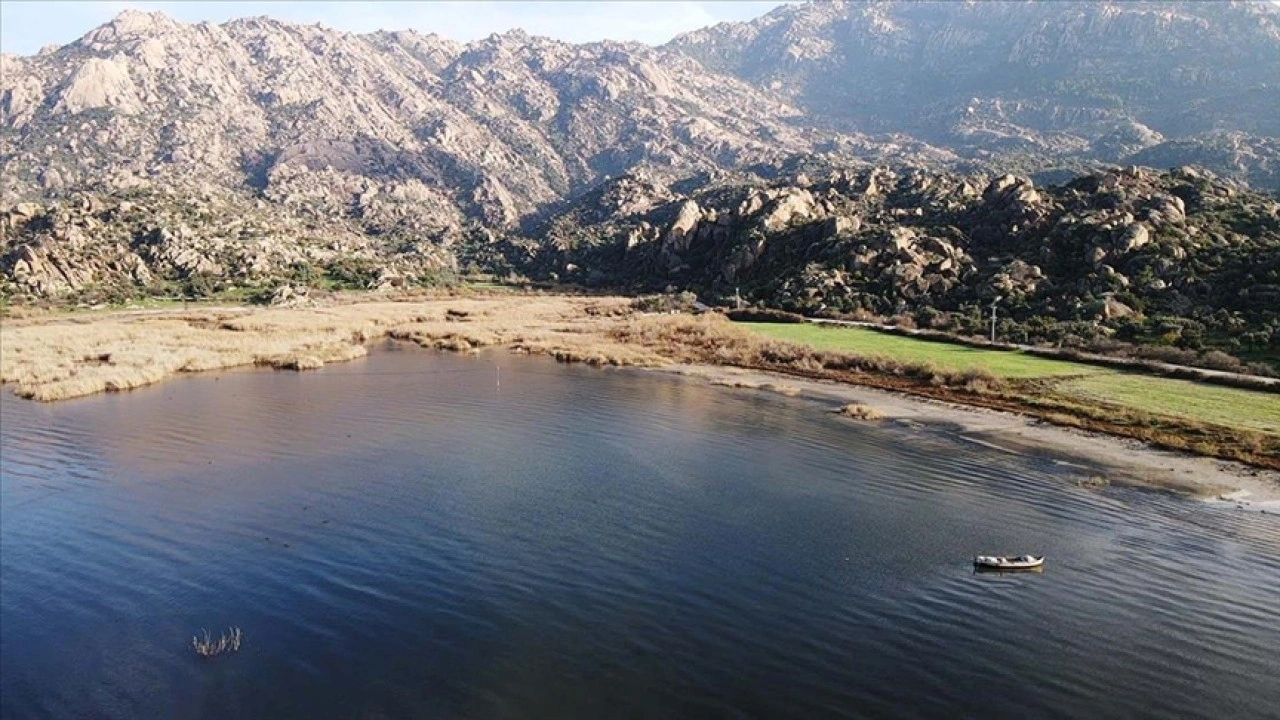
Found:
[665,364,1280,507]
[2,294,1277,506]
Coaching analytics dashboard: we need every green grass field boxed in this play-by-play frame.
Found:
[738,323,1091,378]
[740,322,1280,434]
[1061,374,1280,435]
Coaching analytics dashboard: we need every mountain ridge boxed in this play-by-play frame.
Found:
[5,2,1279,215]
[668,0,1280,185]
[3,8,952,220]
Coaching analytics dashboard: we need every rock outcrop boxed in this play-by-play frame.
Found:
[0,185,455,300]
[526,164,1280,354]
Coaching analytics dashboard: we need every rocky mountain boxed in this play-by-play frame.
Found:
[670,0,1280,187]
[0,9,952,221]
[8,1,1278,221]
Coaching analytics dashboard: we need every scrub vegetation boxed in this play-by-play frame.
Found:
[835,403,887,421]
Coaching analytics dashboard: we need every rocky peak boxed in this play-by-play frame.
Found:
[52,57,144,115]
[77,9,184,50]
[367,30,462,73]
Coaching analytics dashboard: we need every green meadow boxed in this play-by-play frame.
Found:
[741,322,1280,435]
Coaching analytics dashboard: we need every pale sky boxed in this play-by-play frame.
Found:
[0,1,792,55]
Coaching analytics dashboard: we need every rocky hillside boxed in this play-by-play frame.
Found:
[670,0,1280,188]
[526,164,1280,365]
[0,184,458,303]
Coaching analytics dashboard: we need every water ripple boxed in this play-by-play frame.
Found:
[3,349,1279,720]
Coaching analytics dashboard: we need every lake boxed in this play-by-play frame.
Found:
[2,345,1278,719]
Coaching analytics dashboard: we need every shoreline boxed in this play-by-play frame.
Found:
[2,294,1277,505]
[659,364,1280,507]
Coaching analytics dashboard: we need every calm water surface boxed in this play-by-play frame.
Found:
[2,346,1278,719]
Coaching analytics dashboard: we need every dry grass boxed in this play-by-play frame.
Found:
[1,301,995,402]
[192,627,243,658]
[0,296,644,401]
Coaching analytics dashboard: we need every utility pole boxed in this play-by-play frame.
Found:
[989,296,1002,344]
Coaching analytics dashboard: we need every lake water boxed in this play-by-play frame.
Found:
[2,345,1278,719]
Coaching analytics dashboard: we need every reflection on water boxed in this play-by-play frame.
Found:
[2,345,1278,719]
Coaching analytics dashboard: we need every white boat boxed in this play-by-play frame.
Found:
[974,555,1044,570]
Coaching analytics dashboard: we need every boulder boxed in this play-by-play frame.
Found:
[991,259,1045,295]
[983,174,1039,206]
[9,202,43,219]
[917,235,961,260]
[888,226,917,253]
[1117,223,1151,253]
[663,200,702,253]
[759,189,815,232]
[270,284,312,307]
[823,214,861,236]
[1100,296,1137,320]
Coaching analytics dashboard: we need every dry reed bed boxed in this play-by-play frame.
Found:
[0,297,644,402]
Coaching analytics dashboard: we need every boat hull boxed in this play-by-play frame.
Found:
[974,564,1044,573]
[973,556,1044,570]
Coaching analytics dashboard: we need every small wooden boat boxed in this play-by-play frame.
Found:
[974,555,1044,570]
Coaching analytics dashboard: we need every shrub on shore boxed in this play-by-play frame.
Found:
[724,308,807,324]
[835,403,886,421]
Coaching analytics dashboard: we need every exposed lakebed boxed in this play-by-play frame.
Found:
[2,345,1278,719]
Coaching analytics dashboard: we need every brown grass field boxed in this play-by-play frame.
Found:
[2,292,1276,470]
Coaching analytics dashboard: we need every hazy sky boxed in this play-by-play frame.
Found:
[0,1,791,55]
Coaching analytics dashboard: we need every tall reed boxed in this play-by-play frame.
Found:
[192,627,243,657]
